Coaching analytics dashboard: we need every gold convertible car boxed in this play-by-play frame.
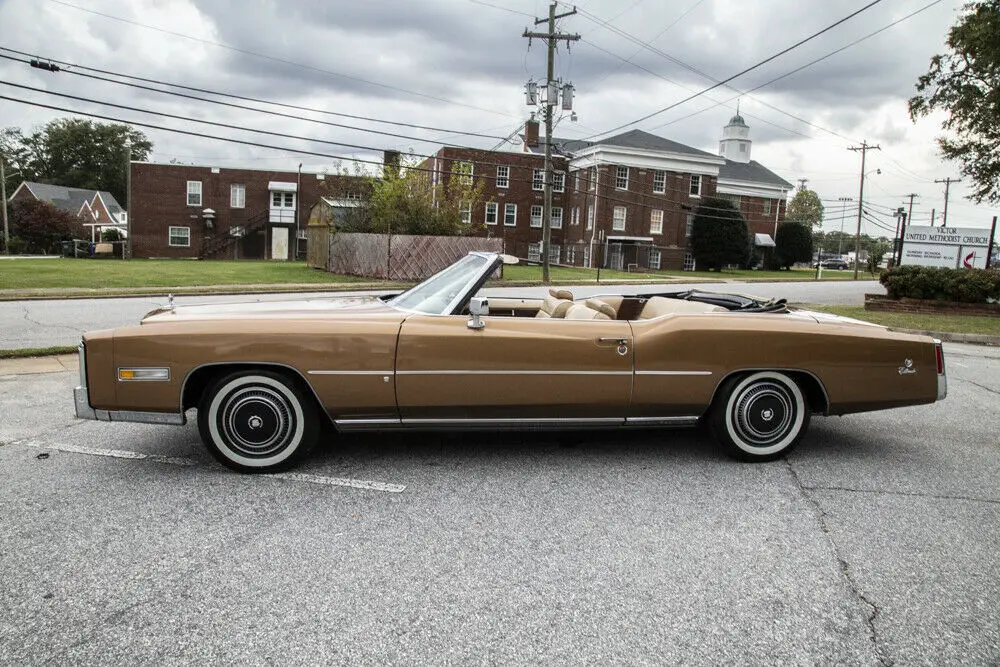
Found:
[74,252,947,473]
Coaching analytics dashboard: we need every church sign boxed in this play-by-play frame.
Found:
[901,226,991,269]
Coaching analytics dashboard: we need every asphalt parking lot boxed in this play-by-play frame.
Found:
[1,342,998,664]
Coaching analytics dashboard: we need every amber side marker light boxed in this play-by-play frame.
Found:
[118,368,171,381]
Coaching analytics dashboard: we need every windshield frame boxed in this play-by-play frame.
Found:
[387,252,502,316]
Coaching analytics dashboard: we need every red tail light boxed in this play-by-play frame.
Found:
[935,343,945,375]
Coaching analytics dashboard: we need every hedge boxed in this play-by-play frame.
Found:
[879,265,1000,303]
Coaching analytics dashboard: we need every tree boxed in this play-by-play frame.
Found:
[3,199,81,254]
[785,189,824,227]
[0,118,152,204]
[101,228,123,242]
[865,238,892,275]
[690,198,750,271]
[323,155,486,236]
[909,1,1000,204]
[774,222,814,269]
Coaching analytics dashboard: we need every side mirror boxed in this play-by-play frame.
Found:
[468,296,489,330]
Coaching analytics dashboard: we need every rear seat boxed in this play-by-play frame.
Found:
[637,296,727,319]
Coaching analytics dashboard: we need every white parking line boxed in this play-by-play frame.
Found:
[24,442,406,493]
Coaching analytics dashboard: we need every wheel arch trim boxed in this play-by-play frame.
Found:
[708,367,830,416]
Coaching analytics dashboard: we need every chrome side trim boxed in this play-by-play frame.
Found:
[308,370,393,376]
[396,370,632,376]
[635,371,713,376]
[101,410,187,426]
[403,417,624,425]
[625,416,700,426]
[335,418,403,431]
[74,343,97,420]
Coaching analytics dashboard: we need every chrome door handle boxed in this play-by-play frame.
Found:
[598,337,629,345]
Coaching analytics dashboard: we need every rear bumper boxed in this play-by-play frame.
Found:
[73,342,186,425]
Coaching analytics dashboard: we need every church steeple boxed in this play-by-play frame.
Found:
[719,105,752,164]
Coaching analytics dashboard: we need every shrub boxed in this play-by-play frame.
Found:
[774,222,813,269]
[690,198,749,271]
[880,265,1000,303]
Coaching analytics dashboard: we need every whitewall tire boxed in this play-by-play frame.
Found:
[198,371,319,473]
[709,371,810,462]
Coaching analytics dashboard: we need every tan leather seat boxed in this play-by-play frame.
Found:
[549,288,573,300]
[536,294,574,318]
[565,303,613,320]
[637,296,727,319]
[585,298,617,319]
[589,295,624,315]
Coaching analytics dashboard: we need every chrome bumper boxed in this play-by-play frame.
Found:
[74,342,186,425]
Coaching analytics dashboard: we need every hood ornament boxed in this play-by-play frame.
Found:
[898,359,916,375]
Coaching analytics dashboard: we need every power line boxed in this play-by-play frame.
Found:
[582,0,886,140]
[0,93,761,225]
[44,0,510,118]
[0,47,509,141]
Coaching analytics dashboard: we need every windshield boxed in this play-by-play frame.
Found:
[388,254,490,315]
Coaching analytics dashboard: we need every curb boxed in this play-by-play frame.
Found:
[886,328,1000,346]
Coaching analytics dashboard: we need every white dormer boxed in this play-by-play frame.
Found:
[719,113,752,164]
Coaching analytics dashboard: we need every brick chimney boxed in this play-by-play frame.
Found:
[524,119,540,149]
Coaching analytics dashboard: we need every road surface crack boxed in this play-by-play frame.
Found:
[20,304,86,334]
[802,483,1000,507]
[785,459,893,666]
[951,376,1000,397]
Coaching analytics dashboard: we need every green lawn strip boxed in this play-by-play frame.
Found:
[0,345,79,359]
[0,259,371,290]
[804,305,1000,336]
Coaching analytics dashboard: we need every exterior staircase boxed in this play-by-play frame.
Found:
[199,210,269,259]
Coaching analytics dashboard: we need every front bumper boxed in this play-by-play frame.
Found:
[74,342,186,425]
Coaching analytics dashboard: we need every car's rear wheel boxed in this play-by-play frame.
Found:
[709,371,810,462]
[197,370,318,473]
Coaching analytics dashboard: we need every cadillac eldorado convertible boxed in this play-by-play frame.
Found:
[74,252,947,472]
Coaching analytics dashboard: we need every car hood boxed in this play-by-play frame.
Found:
[141,294,399,323]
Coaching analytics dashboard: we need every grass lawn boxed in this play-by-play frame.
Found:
[0,345,79,359]
[501,264,867,283]
[0,259,373,290]
[805,305,1000,336]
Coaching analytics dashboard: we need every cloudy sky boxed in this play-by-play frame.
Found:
[1,0,997,237]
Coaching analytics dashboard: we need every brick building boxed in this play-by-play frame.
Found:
[128,162,361,259]
[127,114,790,269]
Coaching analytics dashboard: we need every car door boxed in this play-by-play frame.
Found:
[395,314,634,424]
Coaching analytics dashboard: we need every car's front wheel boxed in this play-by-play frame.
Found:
[709,371,810,462]
[198,370,319,473]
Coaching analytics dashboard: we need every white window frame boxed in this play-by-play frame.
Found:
[589,167,597,191]
[573,170,580,191]
[455,161,474,186]
[566,246,576,264]
[553,171,565,193]
[459,200,472,225]
[572,207,580,226]
[186,180,202,207]
[532,169,544,191]
[485,202,498,225]
[616,166,629,190]
[652,170,666,194]
[686,213,695,238]
[613,206,627,231]
[763,199,772,216]
[230,183,245,209]
[551,207,563,229]
[168,226,190,247]
[548,243,561,264]
[586,205,594,230]
[650,209,663,235]
[528,242,541,263]
[272,191,294,208]
[690,174,702,197]
[504,203,517,227]
[496,166,509,189]
[683,253,696,271]
[649,248,661,270]
[530,205,543,228]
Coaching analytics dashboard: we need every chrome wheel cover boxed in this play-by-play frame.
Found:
[724,373,805,456]
[207,375,305,468]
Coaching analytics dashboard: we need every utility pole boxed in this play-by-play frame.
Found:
[934,177,961,227]
[797,178,809,192]
[1,157,9,255]
[930,208,936,226]
[524,3,579,283]
[848,141,880,279]
[124,140,132,259]
[896,193,918,266]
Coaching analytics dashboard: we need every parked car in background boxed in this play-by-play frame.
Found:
[813,258,850,270]
[74,252,947,473]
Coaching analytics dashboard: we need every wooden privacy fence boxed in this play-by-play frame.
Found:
[323,232,504,281]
